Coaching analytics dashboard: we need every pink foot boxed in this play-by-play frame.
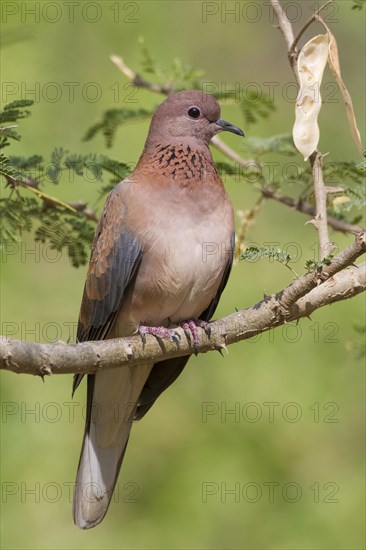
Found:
[139,325,181,344]
[180,319,211,354]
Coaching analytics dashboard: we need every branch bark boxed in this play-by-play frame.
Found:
[1,234,365,376]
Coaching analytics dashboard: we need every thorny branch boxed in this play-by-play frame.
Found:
[1,234,365,376]
[309,152,334,257]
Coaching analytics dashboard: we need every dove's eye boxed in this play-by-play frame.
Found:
[188,107,201,119]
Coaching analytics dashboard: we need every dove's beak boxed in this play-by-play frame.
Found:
[216,119,245,137]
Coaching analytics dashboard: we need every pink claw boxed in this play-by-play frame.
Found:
[180,319,211,354]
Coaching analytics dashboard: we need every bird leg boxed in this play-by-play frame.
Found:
[180,319,211,354]
[138,319,211,354]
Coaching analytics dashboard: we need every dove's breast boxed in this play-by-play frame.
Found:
[111,167,234,334]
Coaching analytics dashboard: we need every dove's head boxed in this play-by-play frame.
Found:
[145,90,244,146]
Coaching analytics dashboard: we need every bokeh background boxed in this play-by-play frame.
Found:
[1,1,365,549]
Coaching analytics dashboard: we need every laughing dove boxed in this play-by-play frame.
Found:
[72,90,244,528]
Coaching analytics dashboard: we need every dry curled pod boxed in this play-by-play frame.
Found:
[328,32,363,154]
[293,34,330,161]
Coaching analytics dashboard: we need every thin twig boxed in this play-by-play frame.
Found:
[236,195,265,245]
[211,135,255,167]
[23,185,78,213]
[6,177,98,221]
[290,0,334,54]
[269,0,298,79]
[6,177,77,214]
[309,152,334,258]
[270,0,295,48]
[68,201,99,222]
[316,14,331,35]
[110,54,174,95]
[0,125,18,131]
[260,186,364,235]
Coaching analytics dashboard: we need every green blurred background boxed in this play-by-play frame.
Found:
[1,1,365,549]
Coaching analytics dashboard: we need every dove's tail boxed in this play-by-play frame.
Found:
[73,364,152,529]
